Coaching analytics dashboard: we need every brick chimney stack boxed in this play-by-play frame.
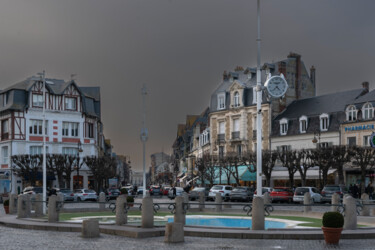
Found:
[223,71,229,81]
[362,81,369,92]
[310,66,316,96]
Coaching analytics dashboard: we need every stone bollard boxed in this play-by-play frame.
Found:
[198,192,205,211]
[17,194,31,218]
[48,195,59,222]
[343,195,357,230]
[182,193,189,210]
[164,222,184,243]
[215,193,222,212]
[331,193,340,212]
[360,193,370,216]
[263,192,271,205]
[30,194,36,211]
[34,194,43,217]
[57,193,65,205]
[116,195,127,225]
[252,196,265,230]
[9,194,18,214]
[304,192,312,213]
[141,196,154,228]
[174,196,185,225]
[82,219,100,238]
[99,192,106,211]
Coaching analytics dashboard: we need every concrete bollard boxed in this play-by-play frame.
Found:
[263,192,271,205]
[164,222,184,243]
[215,193,222,212]
[99,192,106,211]
[198,192,205,211]
[182,193,189,210]
[252,196,265,230]
[48,195,59,222]
[141,196,154,228]
[17,194,31,218]
[34,194,43,217]
[343,195,357,230]
[360,193,370,216]
[174,196,185,225]
[116,195,127,225]
[331,193,340,212]
[30,194,36,211]
[82,219,100,238]
[304,192,312,213]
[9,194,18,214]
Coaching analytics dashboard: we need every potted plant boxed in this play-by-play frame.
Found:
[3,199,9,214]
[127,196,134,207]
[322,211,344,244]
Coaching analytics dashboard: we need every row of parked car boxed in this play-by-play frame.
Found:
[175,184,348,203]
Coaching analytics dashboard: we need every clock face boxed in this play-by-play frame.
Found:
[265,75,288,98]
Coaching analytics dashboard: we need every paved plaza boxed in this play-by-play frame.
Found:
[0,225,374,250]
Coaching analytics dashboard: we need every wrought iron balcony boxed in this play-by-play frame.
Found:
[232,131,240,140]
[217,134,225,142]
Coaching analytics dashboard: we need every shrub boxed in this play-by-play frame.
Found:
[322,211,344,228]
[3,199,9,206]
[120,188,128,195]
[127,196,134,203]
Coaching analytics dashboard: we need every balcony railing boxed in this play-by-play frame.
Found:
[217,134,225,142]
[1,133,9,140]
[232,131,240,140]
[252,130,257,140]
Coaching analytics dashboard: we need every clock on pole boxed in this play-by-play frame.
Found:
[264,73,288,98]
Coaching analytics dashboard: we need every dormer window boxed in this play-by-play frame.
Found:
[65,97,77,111]
[346,105,357,121]
[217,93,225,110]
[299,116,308,133]
[233,92,240,107]
[280,118,288,135]
[362,103,373,120]
[32,93,43,108]
[320,113,329,131]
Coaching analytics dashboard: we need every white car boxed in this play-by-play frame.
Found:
[74,189,98,202]
[208,185,233,201]
[293,187,322,203]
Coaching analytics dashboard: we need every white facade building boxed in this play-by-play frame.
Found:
[0,76,103,194]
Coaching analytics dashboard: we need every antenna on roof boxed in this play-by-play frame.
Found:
[70,74,77,81]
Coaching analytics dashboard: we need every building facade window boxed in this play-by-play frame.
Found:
[237,144,242,157]
[62,147,78,155]
[219,146,224,159]
[1,120,9,140]
[320,113,329,131]
[62,122,79,137]
[299,116,308,133]
[29,120,48,135]
[2,146,8,164]
[233,92,240,107]
[280,118,288,135]
[32,93,43,108]
[217,93,225,110]
[65,97,77,111]
[362,103,373,120]
[199,128,210,147]
[346,105,357,121]
[30,146,48,155]
[218,121,225,141]
[232,118,240,139]
[347,137,356,146]
[363,135,370,146]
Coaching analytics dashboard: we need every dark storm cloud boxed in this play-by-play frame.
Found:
[0,0,374,170]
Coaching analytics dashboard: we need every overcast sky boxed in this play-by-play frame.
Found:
[0,0,374,170]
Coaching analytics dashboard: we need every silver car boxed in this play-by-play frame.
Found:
[293,187,322,203]
[59,189,75,202]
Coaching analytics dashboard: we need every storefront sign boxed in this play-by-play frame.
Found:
[345,124,375,132]
[370,132,375,148]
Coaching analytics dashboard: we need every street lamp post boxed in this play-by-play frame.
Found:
[140,85,148,198]
[75,140,83,189]
[312,129,322,188]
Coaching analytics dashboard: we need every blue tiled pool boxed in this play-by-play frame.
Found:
[168,216,287,229]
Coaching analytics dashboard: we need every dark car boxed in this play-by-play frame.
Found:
[229,187,254,202]
[106,188,121,200]
[150,185,161,196]
[270,187,294,203]
[321,185,348,203]
[59,188,75,202]
[189,187,209,201]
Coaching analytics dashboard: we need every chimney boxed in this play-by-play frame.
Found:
[362,81,369,92]
[223,71,229,81]
[310,66,316,96]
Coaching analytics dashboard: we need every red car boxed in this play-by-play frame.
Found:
[270,187,294,203]
[161,186,171,195]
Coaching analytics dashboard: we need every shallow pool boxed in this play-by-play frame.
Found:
[168,216,287,229]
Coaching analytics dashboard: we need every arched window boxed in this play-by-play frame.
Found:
[299,116,308,133]
[320,113,329,131]
[362,103,373,120]
[234,92,240,107]
[346,106,357,121]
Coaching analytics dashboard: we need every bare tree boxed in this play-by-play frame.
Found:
[262,150,278,187]
[351,146,375,194]
[330,146,353,185]
[277,149,298,188]
[12,154,42,187]
[296,149,315,187]
[309,147,334,188]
